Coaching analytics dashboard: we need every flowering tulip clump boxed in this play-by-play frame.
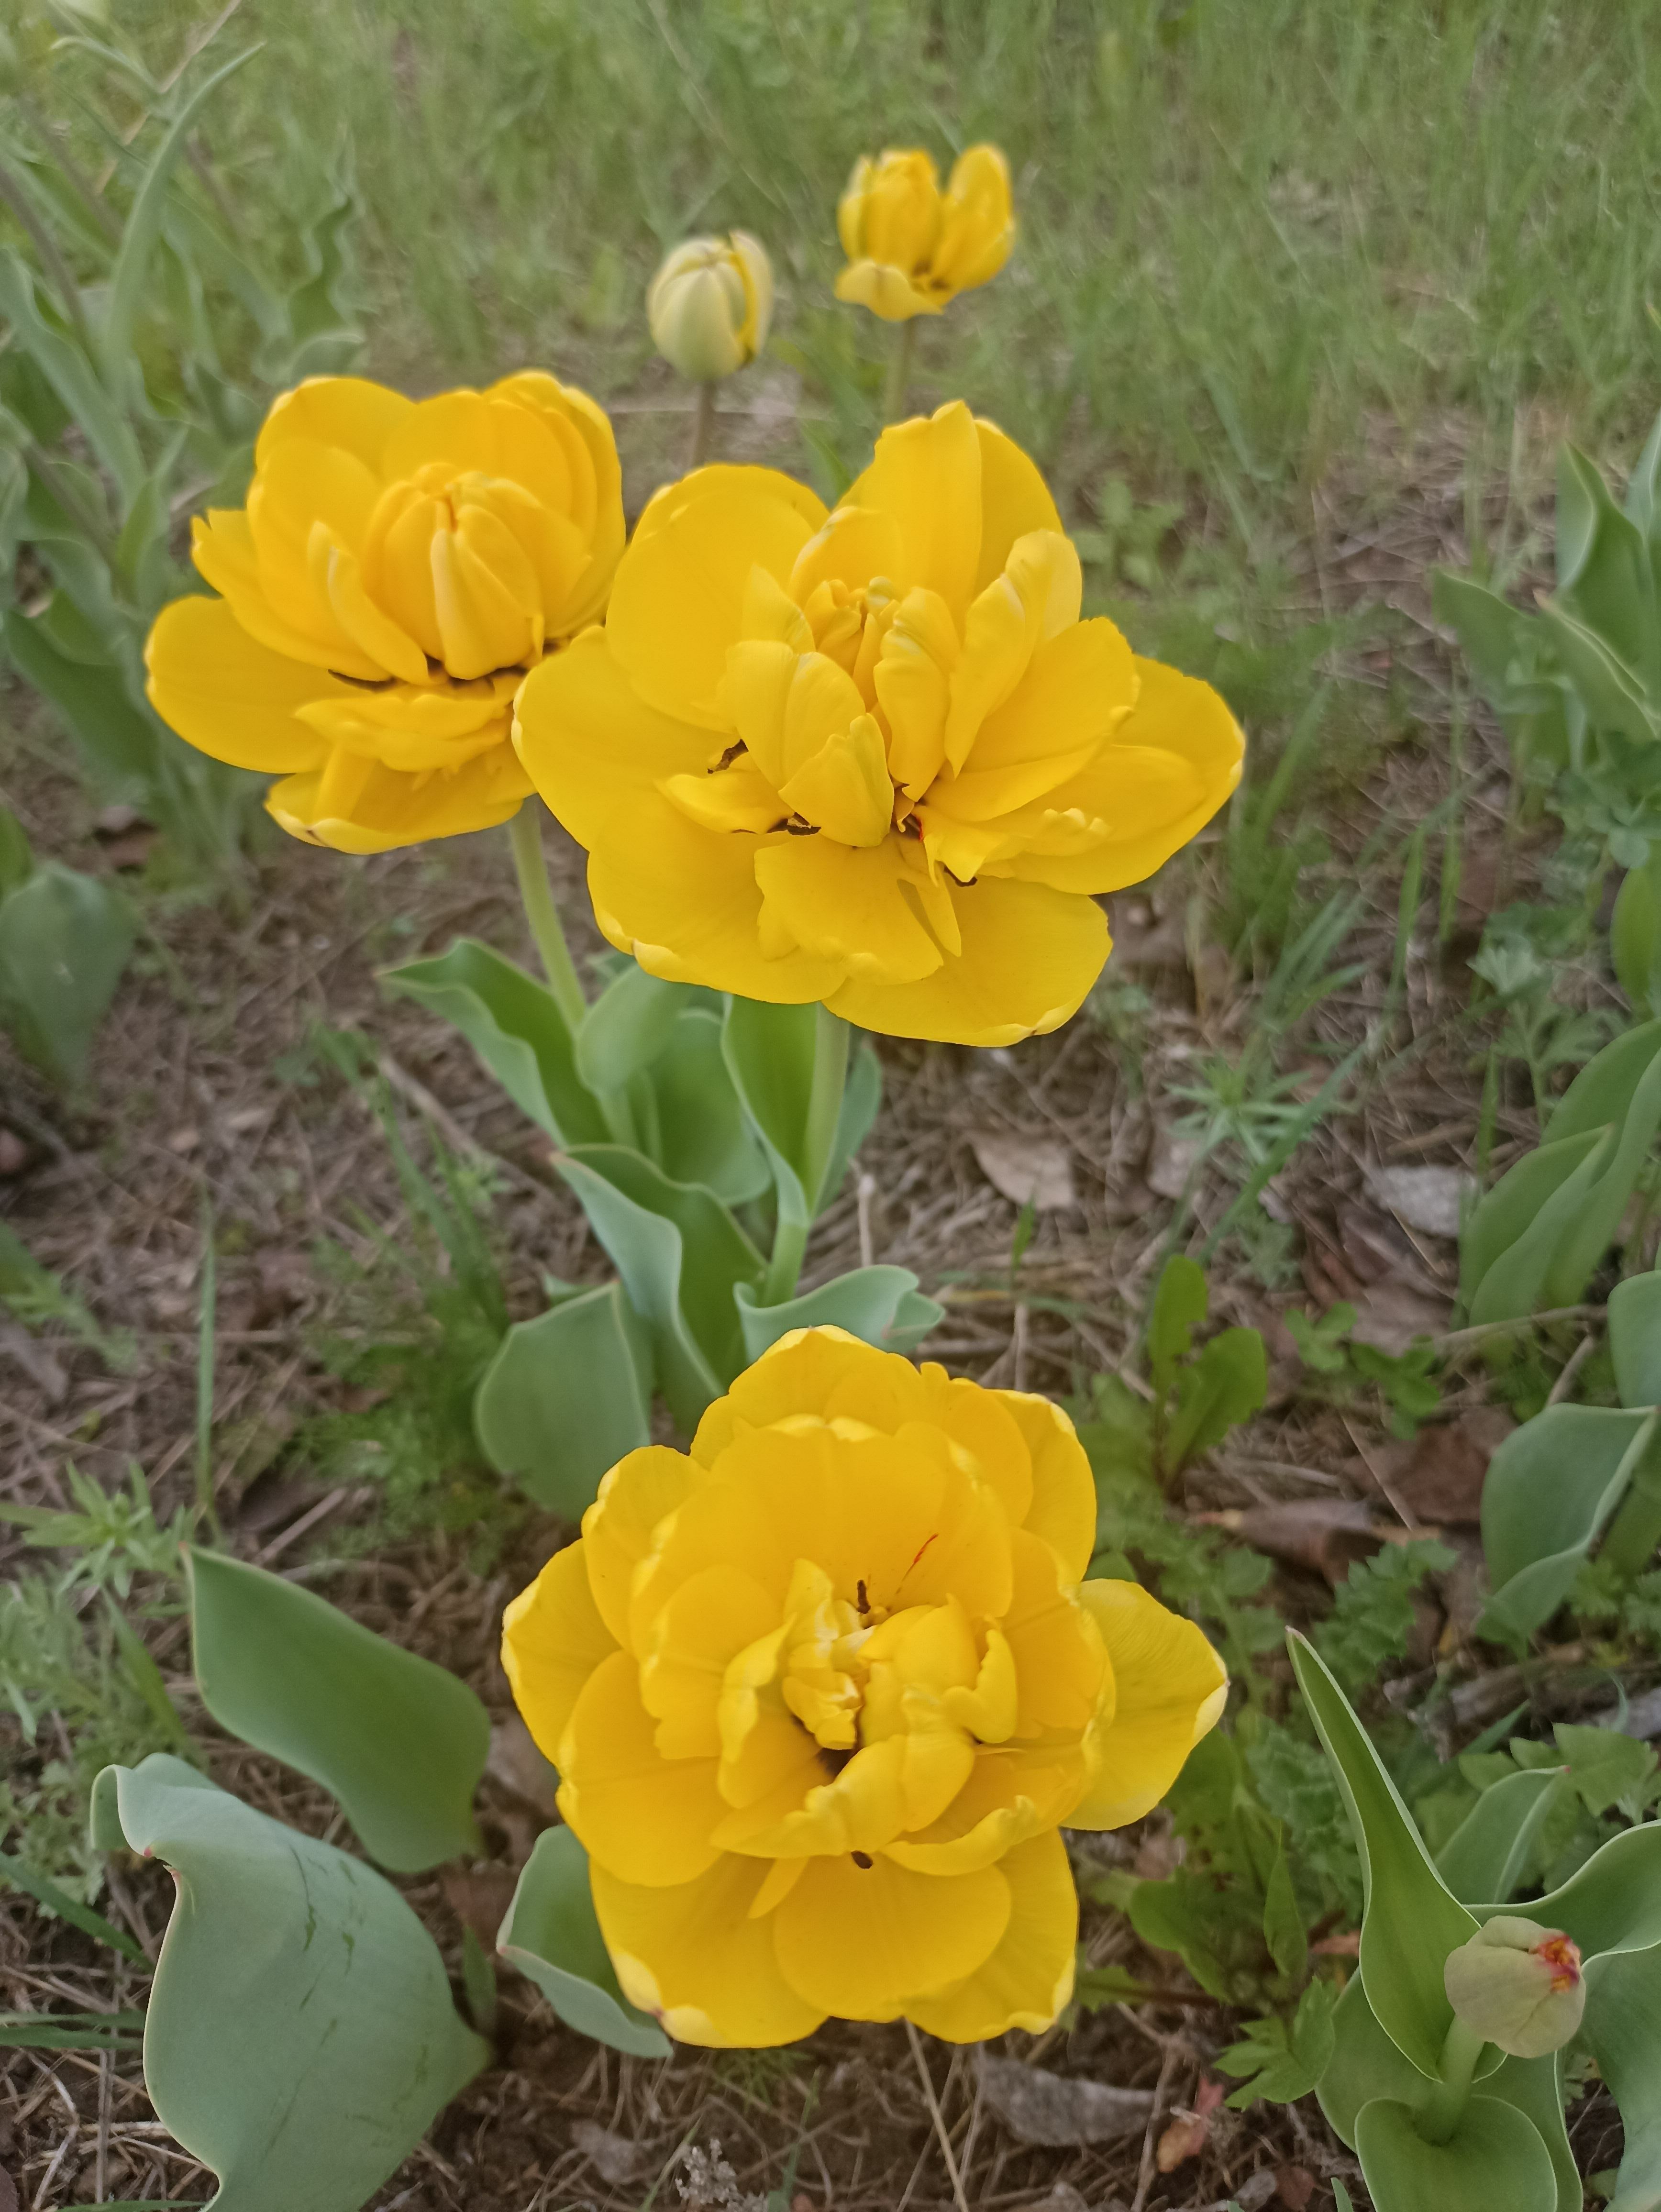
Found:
[502,1327,1228,2046]
[145,374,623,852]
[514,400,1242,1044]
[836,145,1015,321]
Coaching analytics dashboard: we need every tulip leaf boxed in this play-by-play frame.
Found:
[575,963,696,1094]
[97,1754,486,2212]
[1288,1633,1477,2079]
[474,1282,654,1516]
[0,806,32,900]
[382,937,607,1147]
[640,1007,771,1204]
[722,999,867,1228]
[1317,1974,1433,2147]
[554,1145,764,1432]
[734,1264,942,1363]
[1611,1269,1661,1407]
[1354,2092,1558,2212]
[1482,2054,1582,2212]
[1554,443,1656,681]
[1431,571,1554,719]
[1535,597,1659,746]
[1434,1766,1564,1906]
[0,249,144,501]
[1613,854,1661,1019]
[1524,1821,1661,1961]
[1477,1405,1651,1643]
[496,1827,670,2058]
[1459,1126,1606,1323]
[1582,1944,1661,2212]
[186,1547,488,1873]
[0,859,135,1085]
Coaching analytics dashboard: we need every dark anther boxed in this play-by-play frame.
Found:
[856,1578,870,1615]
[943,866,976,887]
[783,815,819,836]
[715,741,747,770]
[818,1745,854,1779]
[851,1851,875,1869]
[330,671,397,692]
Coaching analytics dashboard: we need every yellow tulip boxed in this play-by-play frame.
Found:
[513,401,1242,1045]
[144,373,624,852]
[648,232,774,382]
[836,144,1015,321]
[501,1326,1227,2047]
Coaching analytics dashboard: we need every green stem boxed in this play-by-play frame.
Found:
[884,319,917,424]
[1415,2015,1488,2147]
[508,799,587,1032]
[689,381,717,468]
[760,1009,852,1306]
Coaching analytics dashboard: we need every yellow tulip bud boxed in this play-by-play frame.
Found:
[835,144,1015,322]
[1443,1917,1585,2059]
[647,232,773,382]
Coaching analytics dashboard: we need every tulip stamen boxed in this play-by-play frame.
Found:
[715,741,747,771]
[783,816,820,836]
[851,1851,875,1870]
[331,671,398,692]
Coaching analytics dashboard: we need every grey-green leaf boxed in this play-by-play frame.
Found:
[0,859,134,1084]
[1434,1766,1563,1906]
[1477,1405,1651,1643]
[496,1826,670,2058]
[99,1754,486,2212]
[1354,2092,1558,2212]
[474,1282,654,1516]
[734,1264,942,1363]
[186,1547,488,1873]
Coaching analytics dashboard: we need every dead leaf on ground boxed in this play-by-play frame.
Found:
[971,1131,1076,1210]
[0,2159,17,2212]
[978,2055,1155,2146]
[1349,1279,1451,1354]
[1156,2078,1225,2172]
[571,2120,650,2185]
[1362,1163,1474,1240]
[440,1866,517,1948]
[0,1323,66,1403]
[1275,2165,1317,2210]
[0,1127,29,1176]
[1107,895,1186,968]
[1392,1408,1515,1525]
[1200,1500,1384,1584]
[1147,1125,1203,1201]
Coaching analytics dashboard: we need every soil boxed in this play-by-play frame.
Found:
[0,398,1643,2211]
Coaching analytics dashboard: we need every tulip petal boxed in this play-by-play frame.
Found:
[1004,658,1244,895]
[264,742,531,852]
[1003,1530,1107,1736]
[557,1649,724,1886]
[514,627,711,849]
[607,467,828,728]
[591,1853,826,2048]
[902,1828,1074,2041]
[914,1367,1032,1526]
[996,1391,1098,1582]
[145,595,336,772]
[941,531,1083,777]
[500,1538,618,1765]
[826,873,1107,1045]
[697,1327,928,1459]
[774,1851,1010,2021]
[640,1563,779,1759]
[1071,1579,1228,1829]
[753,836,944,983]
[973,419,1064,595]
[843,402,982,616]
[255,375,414,474]
[883,1741,1088,1874]
[833,259,941,321]
[582,1444,701,1649]
[190,510,376,675]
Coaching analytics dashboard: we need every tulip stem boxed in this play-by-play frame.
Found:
[884,320,917,424]
[758,1009,851,1306]
[689,381,717,469]
[508,800,587,1033]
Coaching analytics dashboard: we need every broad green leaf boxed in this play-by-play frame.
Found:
[0,806,32,898]
[1613,857,1661,1020]
[1354,2092,1557,2212]
[575,963,693,1093]
[474,1282,654,1516]
[1318,1974,1429,2147]
[382,938,606,1146]
[1434,1767,1563,1905]
[821,1037,883,1205]
[1625,407,1661,542]
[98,47,261,394]
[1432,571,1555,718]
[1288,1633,1477,2079]
[496,1827,670,2058]
[0,859,134,1084]
[2,604,164,799]
[1477,1405,1650,1643]
[186,1547,487,1873]
[1611,1270,1661,1407]
[99,1754,485,2212]
[1582,1944,1661,2212]
[0,248,143,500]
[1536,597,1659,746]
[1462,1128,1609,1325]
[1542,1030,1661,1306]
[1525,1822,1661,1961]
[734,1265,942,1363]
[1481,2054,1581,2212]
[722,998,851,1228]
[641,1007,770,1204]
[1162,1326,1267,1473]
[554,1146,764,1432]
[1554,443,1656,685]
[1148,1254,1208,1397]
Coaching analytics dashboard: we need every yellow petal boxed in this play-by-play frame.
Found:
[514,627,711,851]
[1003,1529,1107,1736]
[659,763,785,835]
[1005,657,1245,896]
[914,1365,1032,1525]
[753,835,944,983]
[930,144,1016,298]
[607,466,827,728]
[858,148,943,272]
[902,1829,1074,2042]
[827,872,1108,1045]
[431,522,536,679]
[713,1326,929,1445]
[996,1391,1098,1582]
[883,1741,1086,1874]
[591,1852,825,2048]
[491,372,625,633]
[314,533,430,685]
[255,375,414,475]
[639,1563,779,1759]
[773,1851,1010,2021]
[556,1648,723,1885]
[942,530,1083,775]
[972,419,1064,597]
[789,503,905,607]
[833,258,941,321]
[778,715,894,846]
[264,743,531,852]
[1071,1580,1228,1829]
[874,585,959,799]
[145,596,336,774]
[725,644,866,790]
[295,677,514,774]
[843,402,982,615]
[190,510,375,675]
[581,1443,700,1649]
[942,1626,1019,1744]
[500,1539,618,1765]
[943,616,1137,823]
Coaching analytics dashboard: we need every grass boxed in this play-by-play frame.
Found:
[107,0,1661,515]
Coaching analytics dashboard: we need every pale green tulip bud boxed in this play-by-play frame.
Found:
[647,232,773,383]
[1443,1917,1585,2059]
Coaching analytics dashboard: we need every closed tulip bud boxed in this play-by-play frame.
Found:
[1443,1917,1585,2059]
[647,232,773,382]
